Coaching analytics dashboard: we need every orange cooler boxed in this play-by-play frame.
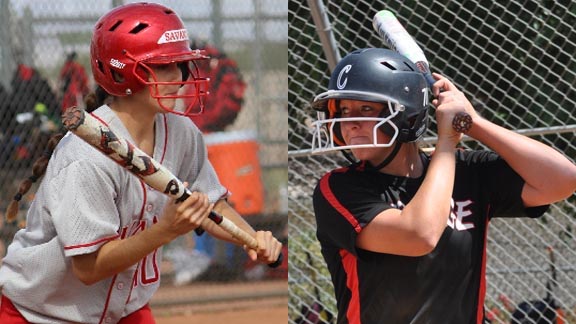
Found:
[204,130,264,216]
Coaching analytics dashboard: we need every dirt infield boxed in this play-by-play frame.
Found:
[151,280,288,324]
[155,305,287,324]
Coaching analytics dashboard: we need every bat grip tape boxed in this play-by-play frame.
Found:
[198,211,284,268]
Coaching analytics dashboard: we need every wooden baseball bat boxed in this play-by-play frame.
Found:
[62,106,282,268]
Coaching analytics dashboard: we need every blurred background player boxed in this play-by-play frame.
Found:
[186,39,246,133]
[58,51,90,112]
[0,51,59,169]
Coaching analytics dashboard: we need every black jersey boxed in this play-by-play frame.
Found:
[313,150,549,324]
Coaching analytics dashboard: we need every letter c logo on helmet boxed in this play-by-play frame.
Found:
[336,64,352,90]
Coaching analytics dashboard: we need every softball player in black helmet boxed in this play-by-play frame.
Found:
[311,48,576,324]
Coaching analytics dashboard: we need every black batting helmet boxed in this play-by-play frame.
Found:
[310,48,430,153]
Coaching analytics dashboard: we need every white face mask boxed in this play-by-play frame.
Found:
[309,92,406,155]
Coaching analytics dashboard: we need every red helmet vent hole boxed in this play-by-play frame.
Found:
[96,60,104,73]
[130,23,149,34]
[109,20,122,31]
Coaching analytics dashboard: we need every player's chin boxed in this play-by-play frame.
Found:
[157,98,178,112]
[350,147,382,162]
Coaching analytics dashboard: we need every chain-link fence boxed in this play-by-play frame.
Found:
[0,0,287,311]
[289,0,576,323]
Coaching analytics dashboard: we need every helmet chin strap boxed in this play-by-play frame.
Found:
[340,149,357,164]
[339,141,402,171]
[368,141,402,171]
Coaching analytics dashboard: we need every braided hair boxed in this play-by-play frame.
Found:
[4,86,110,224]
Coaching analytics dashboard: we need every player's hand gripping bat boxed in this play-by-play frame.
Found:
[62,107,282,268]
[372,10,472,133]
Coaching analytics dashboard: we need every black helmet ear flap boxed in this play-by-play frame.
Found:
[395,107,429,143]
[405,107,429,142]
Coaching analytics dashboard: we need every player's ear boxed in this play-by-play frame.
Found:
[111,70,125,83]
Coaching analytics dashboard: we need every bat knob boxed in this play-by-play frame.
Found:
[452,112,473,133]
[62,106,85,131]
[267,252,284,268]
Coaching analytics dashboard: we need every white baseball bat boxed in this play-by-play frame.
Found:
[372,10,436,86]
[372,10,472,133]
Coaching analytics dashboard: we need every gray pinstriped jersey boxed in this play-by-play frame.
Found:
[0,105,227,323]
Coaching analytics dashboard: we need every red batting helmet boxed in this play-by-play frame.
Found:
[90,2,209,115]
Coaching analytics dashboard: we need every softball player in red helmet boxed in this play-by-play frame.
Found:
[311,48,576,324]
[0,3,282,323]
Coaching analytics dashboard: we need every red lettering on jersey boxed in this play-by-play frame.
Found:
[119,227,129,239]
[130,220,146,236]
[119,220,146,239]
[119,217,161,286]
[139,215,161,285]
